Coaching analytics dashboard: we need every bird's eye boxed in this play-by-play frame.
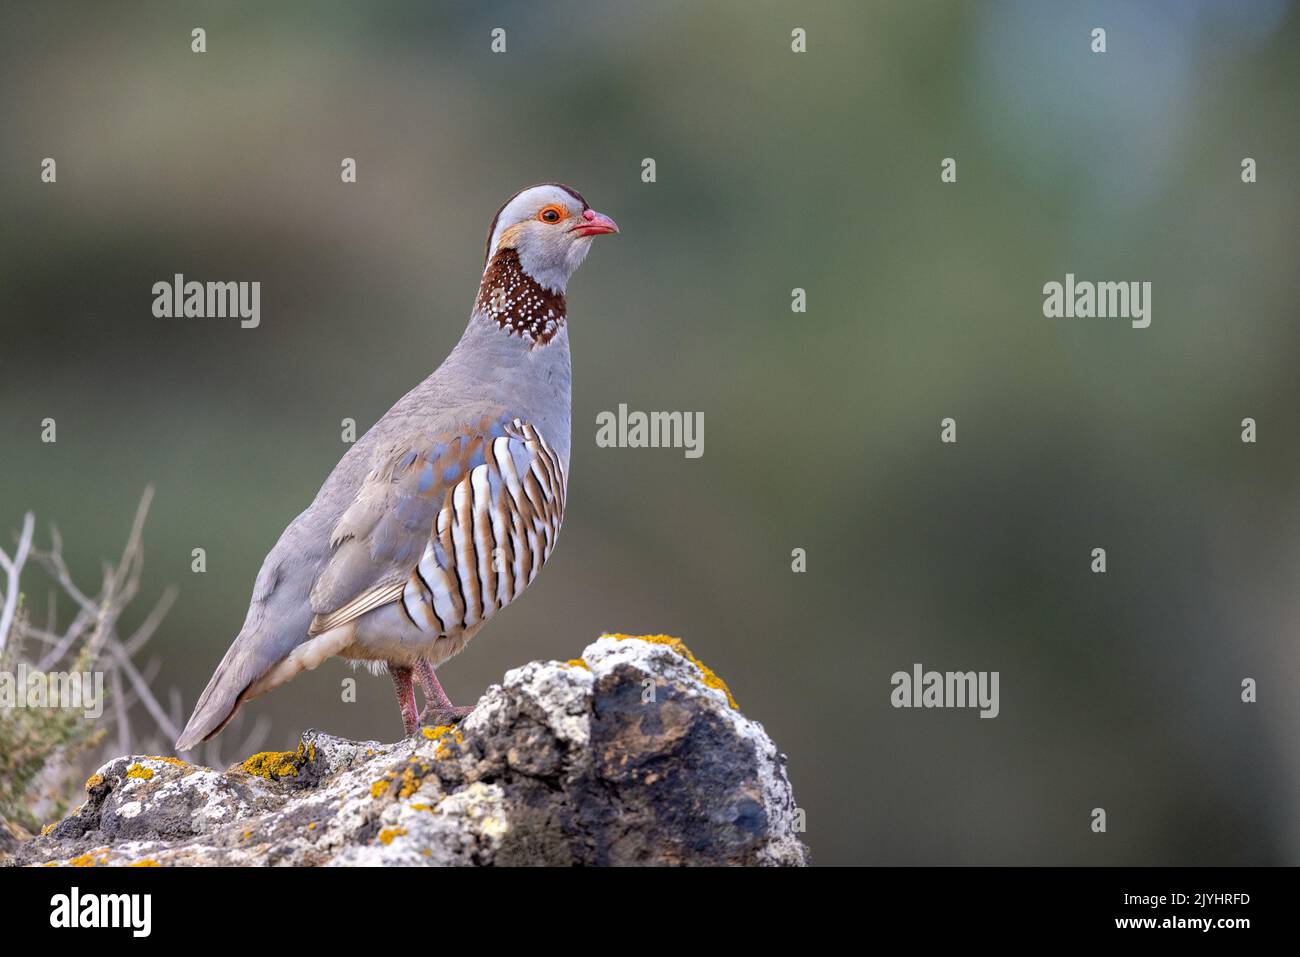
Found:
[538,205,565,224]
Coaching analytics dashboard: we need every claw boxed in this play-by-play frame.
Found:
[419,704,475,727]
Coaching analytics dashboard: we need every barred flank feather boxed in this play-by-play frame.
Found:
[402,419,565,635]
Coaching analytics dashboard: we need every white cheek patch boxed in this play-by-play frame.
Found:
[565,238,593,273]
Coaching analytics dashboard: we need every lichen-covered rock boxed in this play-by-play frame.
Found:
[11,635,808,866]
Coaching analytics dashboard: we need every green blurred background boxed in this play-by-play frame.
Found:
[2,1,1298,864]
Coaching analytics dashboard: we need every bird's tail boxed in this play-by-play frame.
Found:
[175,620,355,752]
[174,630,262,752]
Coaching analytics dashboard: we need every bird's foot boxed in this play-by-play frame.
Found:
[418,704,475,730]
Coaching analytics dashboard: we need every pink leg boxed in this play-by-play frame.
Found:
[416,659,474,725]
[415,659,454,710]
[390,664,419,737]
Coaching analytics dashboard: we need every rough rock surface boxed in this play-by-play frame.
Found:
[10,635,808,866]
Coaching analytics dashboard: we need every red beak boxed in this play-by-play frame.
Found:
[570,209,620,237]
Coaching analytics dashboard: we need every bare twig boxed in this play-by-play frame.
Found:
[121,586,177,658]
[0,510,36,653]
[3,486,279,827]
[112,669,131,758]
[106,640,180,743]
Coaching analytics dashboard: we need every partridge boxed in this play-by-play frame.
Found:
[175,184,618,749]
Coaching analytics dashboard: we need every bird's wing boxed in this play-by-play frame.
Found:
[307,414,566,637]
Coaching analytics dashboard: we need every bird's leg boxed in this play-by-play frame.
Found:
[415,658,454,710]
[416,659,474,726]
[389,664,420,737]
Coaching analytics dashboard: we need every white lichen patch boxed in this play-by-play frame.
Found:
[164,769,266,834]
[437,781,509,843]
[730,710,805,865]
[583,635,734,712]
[464,657,594,747]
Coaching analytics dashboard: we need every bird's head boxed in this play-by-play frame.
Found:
[483,183,619,293]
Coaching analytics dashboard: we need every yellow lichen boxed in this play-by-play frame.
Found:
[69,851,108,867]
[370,780,391,799]
[144,755,189,768]
[40,822,56,836]
[421,723,463,759]
[241,751,299,779]
[125,763,155,781]
[240,740,313,780]
[564,658,589,670]
[307,822,317,830]
[602,633,739,709]
[397,768,420,799]
[435,730,463,761]
[377,827,407,846]
[129,859,160,867]
[84,773,104,791]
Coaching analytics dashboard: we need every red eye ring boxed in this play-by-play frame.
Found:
[538,205,565,224]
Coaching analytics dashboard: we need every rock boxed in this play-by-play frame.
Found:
[11,635,808,866]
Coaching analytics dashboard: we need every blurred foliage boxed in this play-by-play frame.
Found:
[0,611,104,832]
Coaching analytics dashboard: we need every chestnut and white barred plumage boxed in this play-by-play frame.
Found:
[404,420,567,634]
[176,184,616,749]
[307,417,567,640]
